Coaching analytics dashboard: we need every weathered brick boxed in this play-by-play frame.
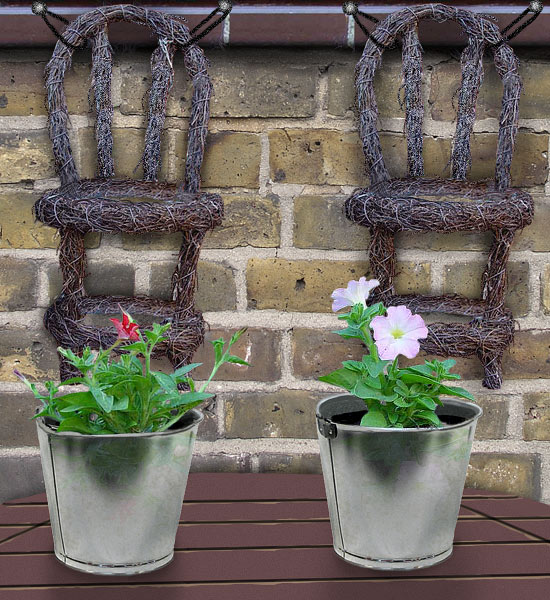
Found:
[398,231,492,252]
[196,410,218,442]
[468,133,548,187]
[0,327,58,382]
[0,190,56,248]
[0,258,39,311]
[513,197,550,252]
[257,453,322,474]
[120,50,317,118]
[149,260,237,311]
[466,453,540,499]
[292,328,481,380]
[327,54,409,118]
[247,259,430,312]
[442,261,530,317]
[224,389,323,439]
[78,128,170,181]
[502,330,550,379]
[543,265,550,315]
[0,59,91,117]
[173,131,261,188]
[269,129,451,185]
[294,195,368,250]
[0,191,100,250]
[190,453,252,473]
[48,262,135,301]
[431,59,550,121]
[474,395,509,440]
[0,392,40,446]
[121,195,280,250]
[0,131,54,183]
[193,328,281,382]
[523,392,550,441]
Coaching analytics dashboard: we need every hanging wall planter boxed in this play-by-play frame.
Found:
[343,3,536,389]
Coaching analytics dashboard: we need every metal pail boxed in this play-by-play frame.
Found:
[316,394,482,570]
[37,409,203,575]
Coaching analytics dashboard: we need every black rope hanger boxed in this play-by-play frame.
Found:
[31,1,232,51]
[342,2,543,48]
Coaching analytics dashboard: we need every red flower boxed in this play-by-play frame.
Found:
[110,312,140,341]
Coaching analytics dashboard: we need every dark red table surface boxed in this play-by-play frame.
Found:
[0,473,549,599]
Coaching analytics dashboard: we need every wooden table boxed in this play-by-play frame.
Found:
[1,473,549,598]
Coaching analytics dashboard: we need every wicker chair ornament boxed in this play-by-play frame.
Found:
[33,5,223,379]
[345,4,534,389]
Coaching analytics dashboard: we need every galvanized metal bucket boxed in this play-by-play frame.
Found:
[316,394,482,570]
[36,409,203,575]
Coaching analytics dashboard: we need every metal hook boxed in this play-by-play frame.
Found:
[31,2,86,50]
[342,2,398,51]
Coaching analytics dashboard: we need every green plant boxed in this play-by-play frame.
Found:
[320,278,474,428]
[16,313,249,434]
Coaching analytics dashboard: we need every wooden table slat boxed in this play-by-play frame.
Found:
[504,520,550,541]
[1,545,549,586]
[2,579,550,600]
[3,476,518,506]
[462,499,550,519]
[0,519,537,554]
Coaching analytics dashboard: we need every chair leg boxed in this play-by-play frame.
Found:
[479,350,504,390]
[49,228,87,381]
[479,229,515,389]
[482,229,515,319]
[369,226,396,303]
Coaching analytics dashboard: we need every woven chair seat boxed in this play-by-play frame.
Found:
[45,294,204,359]
[346,178,533,233]
[34,179,223,234]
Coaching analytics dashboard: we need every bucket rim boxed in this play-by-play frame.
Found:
[316,393,482,434]
[35,408,204,439]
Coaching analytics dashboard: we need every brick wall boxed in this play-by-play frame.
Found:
[0,47,549,503]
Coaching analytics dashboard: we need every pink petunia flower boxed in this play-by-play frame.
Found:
[331,278,380,312]
[370,305,428,360]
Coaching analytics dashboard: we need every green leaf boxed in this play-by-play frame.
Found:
[119,341,148,354]
[318,368,360,391]
[399,372,439,386]
[416,410,442,427]
[59,377,85,386]
[360,410,387,428]
[229,328,247,346]
[394,396,413,408]
[333,325,362,340]
[225,355,250,366]
[404,364,435,377]
[173,363,202,378]
[153,372,177,392]
[342,360,364,372]
[168,391,213,408]
[210,337,225,363]
[416,396,437,411]
[353,380,397,403]
[56,417,95,434]
[363,357,390,378]
[91,388,114,413]
[112,397,129,411]
[439,385,475,402]
[56,391,96,406]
